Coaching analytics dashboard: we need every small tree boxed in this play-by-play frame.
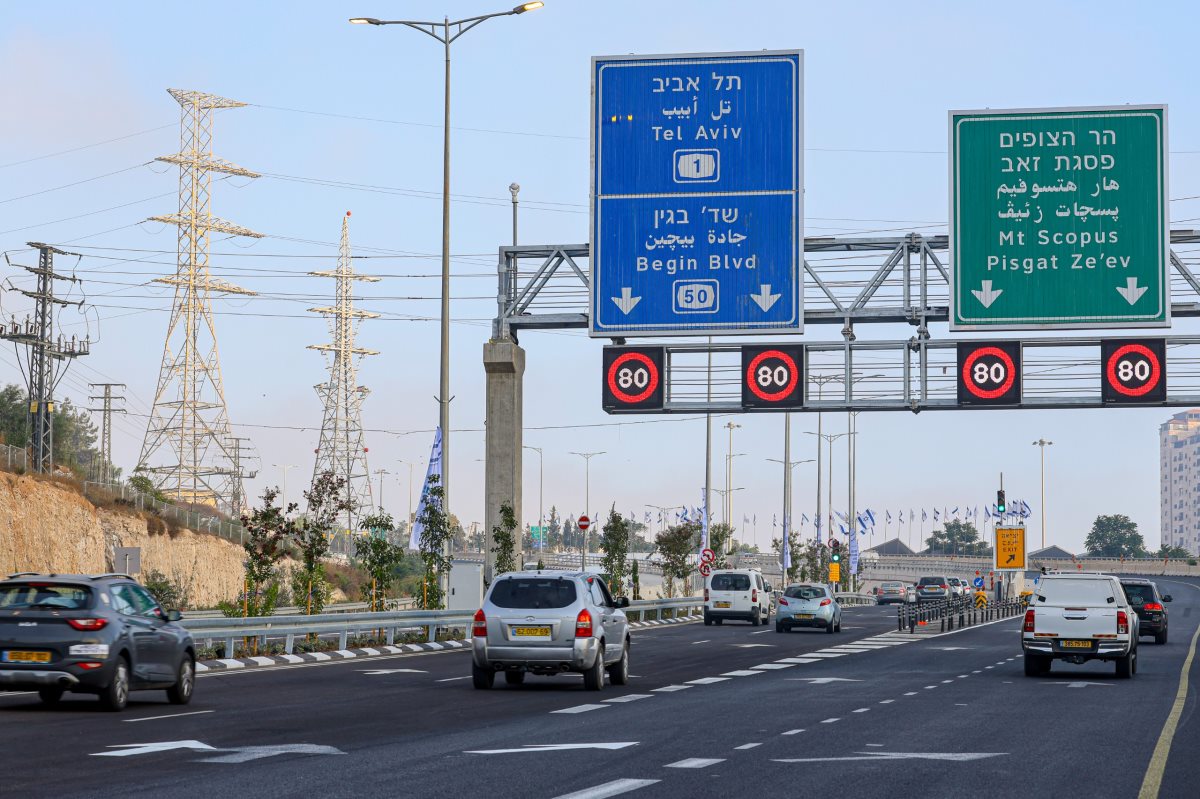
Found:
[925,520,991,557]
[492,502,518,577]
[1156,543,1193,559]
[630,559,642,600]
[357,508,405,611]
[655,522,699,598]
[414,476,452,609]
[707,522,734,569]
[1086,514,1146,558]
[771,532,804,583]
[222,487,295,618]
[547,506,562,552]
[290,472,351,616]
[599,506,631,596]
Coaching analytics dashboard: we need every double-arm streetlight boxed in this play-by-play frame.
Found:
[570,451,604,568]
[349,2,543,582]
[524,445,544,553]
[1032,439,1053,549]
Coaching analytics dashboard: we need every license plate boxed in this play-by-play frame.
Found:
[798,613,814,619]
[511,626,550,637]
[2,650,51,663]
[714,601,731,608]
[1061,640,1092,649]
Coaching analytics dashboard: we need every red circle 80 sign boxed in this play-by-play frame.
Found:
[741,345,804,409]
[602,346,665,412]
[1102,339,1166,403]
[957,342,1021,405]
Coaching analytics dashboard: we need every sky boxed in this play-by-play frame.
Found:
[1,1,1198,555]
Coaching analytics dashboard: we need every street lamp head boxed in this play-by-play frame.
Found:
[514,1,544,12]
[349,17,382,25]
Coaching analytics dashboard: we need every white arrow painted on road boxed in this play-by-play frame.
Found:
[94,741,215,758]
[774,752,1006,763]
[750,284,781,312]
[200,744,346,763]
[465,742,639,755]
[971,280,1003,308]
[1043,681,1114,689]
[1116,277,1148,305]
[786,677,864,685]
[612,287,641,315]
[360,668,428,675]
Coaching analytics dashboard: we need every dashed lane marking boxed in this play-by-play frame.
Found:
[551,778,660,799]
[852,708,870,713]
[666,758,725,769]
[750,663,794,670]
[604,694,654,704]
[820,718,840,724]
[776,657,820,664]
[553,704,610,714]
[686,677,731,685]
[879,699,894,704]
[734,743,762,750]
[722,670,764,677]
[782,729,805,735]
[904,692,917,696]
[651,685,692,692]
[124,710,215,723]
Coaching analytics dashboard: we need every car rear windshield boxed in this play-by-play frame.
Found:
[0,583,92,610]
[948,578,961,585]
[489,578,577,609]
[1122,584,1157,606]
[1036,578,1116,606]
[784,585,825,600]
[918,577,946,586]
[711,574,751,591]
[881,582,903,589]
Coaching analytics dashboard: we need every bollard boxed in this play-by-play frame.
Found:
[285,633,295,654]
[428,625,438,643]
[339,630,348,650]
[224,636,235,658]
[386,627,395,645]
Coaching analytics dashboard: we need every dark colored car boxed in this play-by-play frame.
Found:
[916,575,951,604]
[0,573,195,710]
[1120,579,1171,645]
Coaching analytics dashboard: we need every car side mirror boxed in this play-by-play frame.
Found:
[165,609,182,622]
[764,584,773,593]
[1163,595,1173,603]
[615,597,630,608]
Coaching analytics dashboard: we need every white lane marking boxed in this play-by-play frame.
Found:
[551,778,660,799]
[820,718,840,724]
[776,658,820,664]
[686,677,731,685]
[552,704,610,714]
[941,680,953,684]
[852,708,870,713]
[971,670,982,674]
[782,729,805,735]
[788,677,862,685]
[691,640,711,645]
[955,703,969,706]
[802,652,846,658]
[652,685,692,692]
[666,758,725,769]
[722,670,764,677]
[751,629,774,635]
[773,752,1007,763]
[734,644,774,648]
[603,694,654,703]
[436,676,471,682]
[94,741,215,757]
[468,742,639,754]
[866,743,884,747]
[124,710,215,723]
[903,692,917,696]
[735,743,762,750]
[879,699,894,704]
[985,666,994,670]
[750,663,794,670]
[1042,681,1114,689]
[957,674,969,678]
[361,668,428,676]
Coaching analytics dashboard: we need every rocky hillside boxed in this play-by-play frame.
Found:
[0,471,245,607]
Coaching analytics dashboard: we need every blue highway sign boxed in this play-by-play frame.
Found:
[590,51,803,336]
[973,576,985,589]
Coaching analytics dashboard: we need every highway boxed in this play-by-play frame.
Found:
[2,577,1198,799]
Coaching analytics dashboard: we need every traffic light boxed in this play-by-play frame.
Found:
[830,539,842,563]
[996,489,1006,515]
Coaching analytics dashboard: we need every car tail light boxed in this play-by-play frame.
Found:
[1117,611,1129,634]
[819,598,832,607]
[1143,602,1163,612]
[779,598,789,606]
[67,618,108,631]
[575,608,593,638]
[471,609,487,638]
[752,589,758,603]
[704,588,709,602]
[76,662,104,670]
[1023,609,1036,632]
[940,584,949,590]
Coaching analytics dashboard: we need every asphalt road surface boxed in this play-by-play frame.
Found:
[3,577,1198,799]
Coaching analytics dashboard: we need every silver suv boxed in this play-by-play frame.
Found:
[471,571,631,691]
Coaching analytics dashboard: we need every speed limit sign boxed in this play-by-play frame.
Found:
[602,346,665,412]
[741,345,804,410]
[957,342,1021,405]
[1102,339,1166,403]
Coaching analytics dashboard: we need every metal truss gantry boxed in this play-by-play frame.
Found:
[309,212,379,532]
[137,89,261,514]
[493,231,1200,412]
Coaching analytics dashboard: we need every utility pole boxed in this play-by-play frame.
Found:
[1032,439,1053,549]
[88,383,126,482]
[724,421,741,534]
[509,183,520,246]
[524,445,543,553]
[373,468,391,509]
[570,451,604,569]
[227,437,257,516]
[272,463,298,512]
[1,242,90,473]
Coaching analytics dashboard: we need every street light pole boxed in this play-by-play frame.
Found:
[349,0,543,594]
[1032,439,1053,549]
[272,464,298,513]
[373,468,390,510]
[524,445,543,553]
[570,451,604,569]
[724,421,742,532]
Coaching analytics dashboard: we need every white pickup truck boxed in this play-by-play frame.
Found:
[1021,572,1139,678]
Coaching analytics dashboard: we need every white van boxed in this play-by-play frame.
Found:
[704,569,772,626]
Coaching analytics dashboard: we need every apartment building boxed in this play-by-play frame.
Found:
[1160,409,1200,555]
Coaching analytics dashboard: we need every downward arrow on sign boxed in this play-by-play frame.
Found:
[750,284,781,312]
[971,280,1003,308]
[1116,277,1148,305]
[612,287,641,315]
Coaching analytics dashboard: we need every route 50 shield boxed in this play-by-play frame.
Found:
[602,346,665,412]
[741,345,804,410]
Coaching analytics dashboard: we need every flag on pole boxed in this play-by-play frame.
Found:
[782,513,792,571]
[773,513,778,529]
[898,510,905,524]
[984,506,991,520]
[801,513,809,526]
[921,509,928,522]
[408,426,443,550]
[848,519,861,575]
[932,508,940,522]
[866,509,876,526]
[886,510,893,524]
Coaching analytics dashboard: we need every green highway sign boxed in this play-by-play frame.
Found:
[950,105,1169,329]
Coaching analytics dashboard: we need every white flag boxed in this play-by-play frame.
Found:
[408,426,443,550]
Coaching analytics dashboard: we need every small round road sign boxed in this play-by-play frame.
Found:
[701,548,716,564]
[741,345,804,409]
[957,341,1021,405]
[1102,339,1166,403]
[578,515,591,531]
[603,347,664,411]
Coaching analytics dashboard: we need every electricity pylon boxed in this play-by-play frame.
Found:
[88,383,125,482]
[309,212,379,533]
[137,89,261,514]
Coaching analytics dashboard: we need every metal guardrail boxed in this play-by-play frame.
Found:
[183,599,418,619]
[181,596,704,659]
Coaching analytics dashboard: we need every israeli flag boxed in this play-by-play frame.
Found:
[801,513,809,526]
[886,510,893,524]
[984,506,991,520]
[782,514,792,570]
[773,513,778,529]
[921,509,928,522]
[951,506,960,518]
[835,510,848,523]
[681,507,690,523]
[866,509,876,526]
[1021,500,1032,517]
[932,509,940,522]
[408,426,443,550]
[644,511,651,524]
[898,510,905,524]
[839,524,847,536]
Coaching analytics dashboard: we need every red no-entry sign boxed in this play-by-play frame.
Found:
[578,515,591,531]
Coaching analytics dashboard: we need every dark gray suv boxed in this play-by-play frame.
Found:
[0,573,195,711]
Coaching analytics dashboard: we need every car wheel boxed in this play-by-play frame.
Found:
[1116,649,1135,679]
[836,618,842,633]
[775,621,784,633]
[704,614,712,627]
[1023,653,1048,677]
[825,619,835,634]
[608,642,630,686]
[38,687,64,706]
[100,658,130,711]
[504,670,525,686]
[166,656,194,705]
[714,618,723,626]
[472,663,495,690]
[751,608,761,626]
[1155,629,1168,646]
[584,646,605,691]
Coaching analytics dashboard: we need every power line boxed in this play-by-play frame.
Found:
[0,125,174,171]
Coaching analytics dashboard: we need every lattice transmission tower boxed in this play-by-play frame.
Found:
[137,89,261,514]
[309,212,379,532]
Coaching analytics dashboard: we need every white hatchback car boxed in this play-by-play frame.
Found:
[704,569,772,626]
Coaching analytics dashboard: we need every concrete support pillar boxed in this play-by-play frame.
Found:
[483,338,525,587]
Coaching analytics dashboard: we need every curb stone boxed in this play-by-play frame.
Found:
[195,614,702,673]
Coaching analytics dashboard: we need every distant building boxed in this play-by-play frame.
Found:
[1160,410,1200,554]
